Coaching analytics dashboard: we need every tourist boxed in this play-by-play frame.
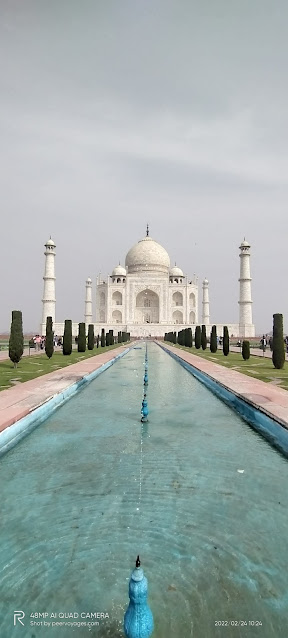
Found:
[260,335,266,355]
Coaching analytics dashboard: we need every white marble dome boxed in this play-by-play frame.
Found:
[45,237,55,247]
[170,265,184,277]
[112,264,126,277]
[125,236,170,274]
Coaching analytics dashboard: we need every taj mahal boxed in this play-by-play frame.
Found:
[41,226,255,338]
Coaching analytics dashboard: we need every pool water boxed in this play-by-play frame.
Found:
[1,343,288,637]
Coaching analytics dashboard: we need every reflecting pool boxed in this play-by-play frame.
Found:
[1,343,288,637]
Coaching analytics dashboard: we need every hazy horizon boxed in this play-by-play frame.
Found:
[1,1,288,334]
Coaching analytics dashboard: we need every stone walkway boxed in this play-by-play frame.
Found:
[0,346,128,434]
[162,343,288,428]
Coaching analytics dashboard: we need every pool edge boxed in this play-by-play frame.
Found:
[0,346,131,457]
[158,342,288,457]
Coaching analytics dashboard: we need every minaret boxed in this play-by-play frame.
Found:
[238,238,253,336]
[202,278,210,325]
[42,237,56,327]
[84,277,93,325]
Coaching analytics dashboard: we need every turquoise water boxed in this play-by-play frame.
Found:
[1,343,288,637]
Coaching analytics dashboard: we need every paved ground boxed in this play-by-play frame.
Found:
[0,346,129,434]
[163,343,288,428]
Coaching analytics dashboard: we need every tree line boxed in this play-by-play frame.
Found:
[8,312,129,366]
[164,314,286,369]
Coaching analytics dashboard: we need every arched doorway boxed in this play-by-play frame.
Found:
[173,310,183,324]
[135,289,159,323]
[172,291,183,306]
[112,310,122,323]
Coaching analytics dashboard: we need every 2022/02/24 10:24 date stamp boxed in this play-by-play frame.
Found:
[215,620,262,627]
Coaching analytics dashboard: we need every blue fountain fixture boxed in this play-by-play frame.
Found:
[143,368,148,386]
[124,556,154,638]
[141,395,149,423]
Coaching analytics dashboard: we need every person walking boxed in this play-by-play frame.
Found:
[261,335,267,356]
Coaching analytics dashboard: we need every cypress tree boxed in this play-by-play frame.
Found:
[272,313,285,369]
[242,340,250,360]
[186,327,192,348]
[63,320,72,355]
[78,323,86,352]
[109,329,114,345]
[9,310,24,368]
[88,324,94,350]
[96,334,99,348]
[210,325,217,353]
[101,328,105,347]
[45,316,54,359]
[201,325,207,350]
[195,325,201,349]
[223,326,229,356]
[106,332,110,347]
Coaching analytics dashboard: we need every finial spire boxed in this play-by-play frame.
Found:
[136,555,141,568]
[146,223,149,237]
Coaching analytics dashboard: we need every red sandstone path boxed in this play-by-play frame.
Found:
[0,346,129,434]
[162,343,288,429]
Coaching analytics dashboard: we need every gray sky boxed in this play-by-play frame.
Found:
[1,0,287,334]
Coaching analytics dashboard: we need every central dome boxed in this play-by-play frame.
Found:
[125,236,170,274]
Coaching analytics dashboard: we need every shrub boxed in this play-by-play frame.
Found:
[186,327,192,347]
[195,326,201,349]
[272,314,285,369]
[88,324,94,350]
[242,340,250,360]
[9,310,24,368]
[201,325,207,350]
[45,316,54,359]
[101,328,105,347]
[78,323,86,352]
[63,320,72,355]
[210,325,217,353]
[223,326,229,356]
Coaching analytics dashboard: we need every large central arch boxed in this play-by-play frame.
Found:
[135,289,159,323]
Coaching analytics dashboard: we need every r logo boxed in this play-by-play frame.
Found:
[14,611,25,626]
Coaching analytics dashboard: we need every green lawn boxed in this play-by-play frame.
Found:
[173,345,288,391]
[0,344,123,391]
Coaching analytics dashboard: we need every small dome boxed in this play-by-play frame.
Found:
[240,239,250,247]
[170,265,184,277]
[203,277,209,285]
[86,277,92,283]
[125,236,170,274]
[45,237,55,246]
[112,264,126,277]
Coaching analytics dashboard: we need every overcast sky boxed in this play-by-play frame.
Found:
[1,0,287,334]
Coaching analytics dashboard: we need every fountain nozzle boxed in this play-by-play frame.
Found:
[136,555,141,568]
